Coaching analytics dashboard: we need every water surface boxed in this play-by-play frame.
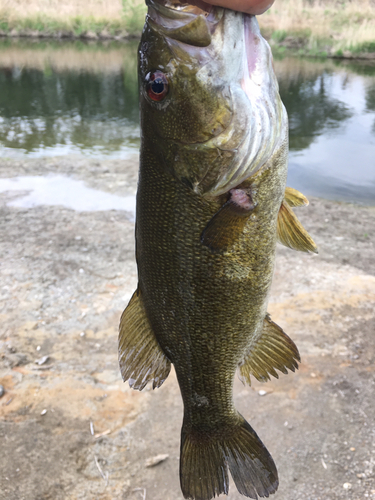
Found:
[0,40,374,204]
[0,175,136,215]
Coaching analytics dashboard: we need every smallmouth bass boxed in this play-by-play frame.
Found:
[119,1,317,499]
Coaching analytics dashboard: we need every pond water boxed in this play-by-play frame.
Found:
[0,40,374,205]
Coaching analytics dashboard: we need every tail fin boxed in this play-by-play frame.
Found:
[180,414,278,500]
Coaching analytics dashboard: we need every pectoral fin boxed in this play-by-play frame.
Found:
[201,188,256,253]
[118,289,171,391]
[238,315,300,386]
[277,199,318,254]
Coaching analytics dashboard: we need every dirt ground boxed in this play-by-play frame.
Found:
[0,155,374,500]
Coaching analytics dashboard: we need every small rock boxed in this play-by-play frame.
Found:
[343,483,352,490]
[145,454,169,467]
[40,409,47,416]
[35,355,49,366]
[0,385,4,398]
[258,390,267,396]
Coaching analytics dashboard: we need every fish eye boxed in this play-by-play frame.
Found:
[146,71,169,101]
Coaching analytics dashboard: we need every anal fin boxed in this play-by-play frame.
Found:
[277,199,318,254]
[238,315,300,386]
[118,289,171,391]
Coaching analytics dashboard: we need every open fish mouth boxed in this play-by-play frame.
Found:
[145,0,288,197]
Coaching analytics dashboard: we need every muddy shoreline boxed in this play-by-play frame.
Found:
[0,155,374,500]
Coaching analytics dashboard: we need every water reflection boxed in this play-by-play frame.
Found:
[0,175,136,215]
[0,41,374,204]
[275,58,375,204]
[278,70,353,151]
[0,40,140,158]
[364,82,375,133]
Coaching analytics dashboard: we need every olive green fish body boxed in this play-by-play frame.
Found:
[137,139,288,427]
[119,2,317,499]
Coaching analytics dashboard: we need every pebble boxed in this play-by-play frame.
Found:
[40,409,47,416]
[145,454,169,467]
[35,355,49,366]
[343,483,352,490]
[0,385,4,398]
[258,390,267,396]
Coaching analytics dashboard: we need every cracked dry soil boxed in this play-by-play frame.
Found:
[0,156,374,500]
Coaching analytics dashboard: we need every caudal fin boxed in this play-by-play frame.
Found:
[180,415,278,500]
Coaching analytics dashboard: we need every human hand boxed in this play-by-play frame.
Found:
[203,0,275,15]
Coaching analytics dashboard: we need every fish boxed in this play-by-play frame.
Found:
[118,1,318,499]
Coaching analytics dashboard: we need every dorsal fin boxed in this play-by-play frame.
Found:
[238,314,300,386]
[277,199,318,254]
[118,289,171,390]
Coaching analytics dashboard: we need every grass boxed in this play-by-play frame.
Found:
[0,0,374,57]
[258,0,375,58]
[0,0,147,37]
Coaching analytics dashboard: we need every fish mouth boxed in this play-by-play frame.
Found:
[145,1,287,197]
[146,0,221,47]
[147,0,214,19]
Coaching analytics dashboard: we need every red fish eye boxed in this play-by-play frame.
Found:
[147,71,169,101]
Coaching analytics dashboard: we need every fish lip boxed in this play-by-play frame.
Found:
[146,0,223,44]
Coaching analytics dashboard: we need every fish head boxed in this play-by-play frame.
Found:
[140,0,287,197]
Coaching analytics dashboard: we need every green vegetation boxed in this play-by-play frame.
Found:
[259,0,375,59]
[0,0,374,59]
[121,0,147,33]
[0,0,147,38]
[271,30,287,44]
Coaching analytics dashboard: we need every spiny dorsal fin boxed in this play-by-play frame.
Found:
[118,289,171,391]
[277,200,318,254]
[238,314,300,386]
[284,187,309,207]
